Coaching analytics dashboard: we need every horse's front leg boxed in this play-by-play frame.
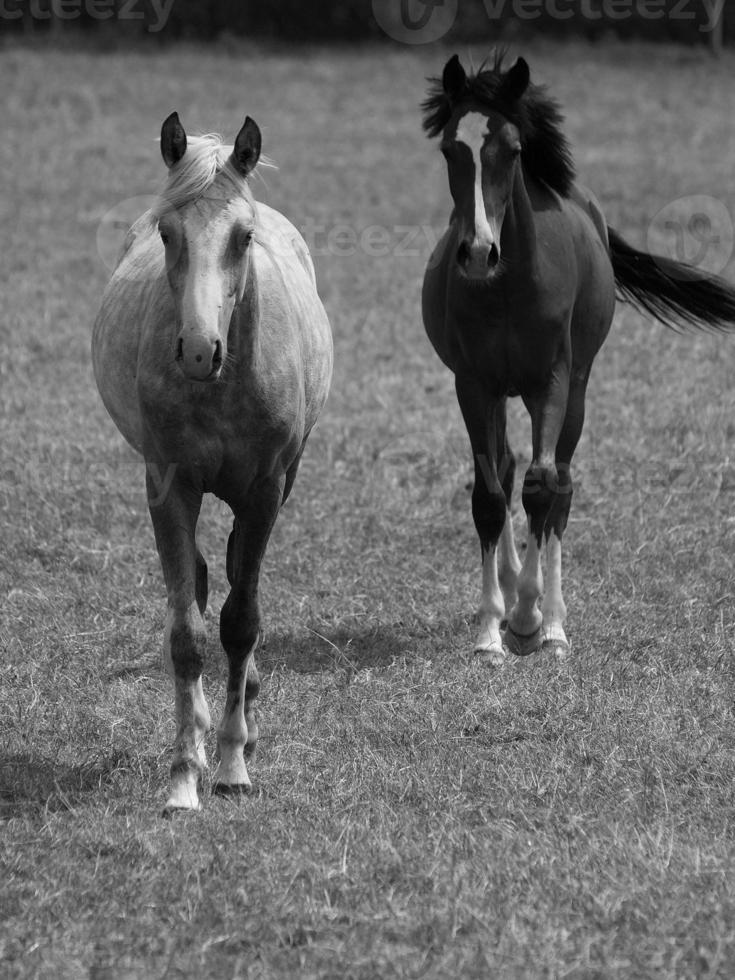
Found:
[539,372,590,659]
[506,361,570,657]
[147,468,211,813]
[456,376,510,666]
[214,477,284,795]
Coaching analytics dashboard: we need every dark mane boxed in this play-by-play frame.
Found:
[422,53,576,198]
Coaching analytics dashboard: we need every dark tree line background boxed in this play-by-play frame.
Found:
[0,0,729,47]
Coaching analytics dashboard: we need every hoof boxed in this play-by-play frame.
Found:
[541,640,570,661]
[473,642,506,668]
[540,625,570,661]
[504,625,542,657]
[162,774,201,815]
[212,781,253,798]
[161,799,201,817]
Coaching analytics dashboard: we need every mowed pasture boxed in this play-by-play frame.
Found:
[1,37,735,979]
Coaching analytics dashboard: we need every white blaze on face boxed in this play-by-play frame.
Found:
[180,214,225,325]
[455,111,494,244]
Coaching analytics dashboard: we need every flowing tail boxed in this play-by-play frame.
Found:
[608,226,735,331]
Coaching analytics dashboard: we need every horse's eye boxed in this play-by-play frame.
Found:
[232,227,253,253]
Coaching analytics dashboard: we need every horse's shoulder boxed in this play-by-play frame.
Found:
[255,202,316,283]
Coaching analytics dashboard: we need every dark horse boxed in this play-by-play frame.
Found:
[93,114,332,811]
[422,54,735,665]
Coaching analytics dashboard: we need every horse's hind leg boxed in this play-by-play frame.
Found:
[281,443,305,507]
[496,406,521,621]
[214,477,283,795]
[147,471,211,813]
[195,548,208,616]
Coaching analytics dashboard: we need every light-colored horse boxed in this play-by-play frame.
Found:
[92,113,332,812]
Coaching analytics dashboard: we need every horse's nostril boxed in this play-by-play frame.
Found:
[176,338,184,361]
[488,243,500,268]
[195,354,202,363]
[213,340,223,367]
[457,241,471,268]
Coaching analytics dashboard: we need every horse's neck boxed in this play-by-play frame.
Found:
[502,169,539,269]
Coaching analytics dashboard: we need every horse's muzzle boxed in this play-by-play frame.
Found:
[175,333,223,381]
[457,239,500,280]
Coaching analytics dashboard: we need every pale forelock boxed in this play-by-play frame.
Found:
[152,134,273,217]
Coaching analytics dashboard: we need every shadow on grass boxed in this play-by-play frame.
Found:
[103,620,466,680]
[0,751,132,817]
[259,624,422,675]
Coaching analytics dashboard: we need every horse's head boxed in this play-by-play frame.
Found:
[157,113,261,382]
[432,55,530,283]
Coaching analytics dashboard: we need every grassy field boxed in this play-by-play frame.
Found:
[1,35,735,980]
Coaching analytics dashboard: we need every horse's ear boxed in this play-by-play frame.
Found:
[503,57,530,102]
[442,54,467,102]
[161,111,187,168]
[232,116,261,177]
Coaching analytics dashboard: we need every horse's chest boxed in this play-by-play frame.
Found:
[144,402,231,471]
[454,299,566,393]
[137,375,301,495]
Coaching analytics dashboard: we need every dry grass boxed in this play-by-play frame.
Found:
[1,37,735,979]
